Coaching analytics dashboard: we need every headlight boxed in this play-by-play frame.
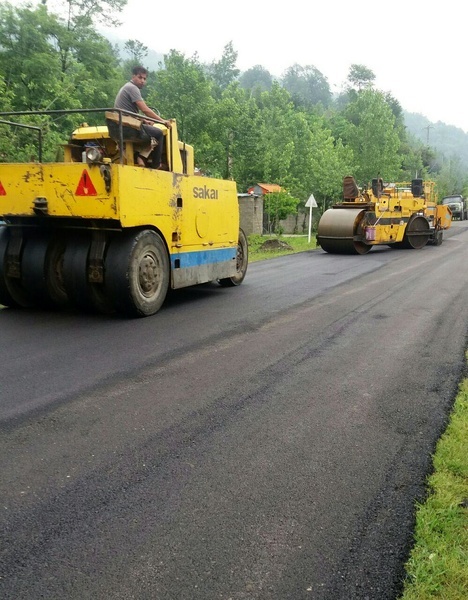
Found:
[86,146,103,163]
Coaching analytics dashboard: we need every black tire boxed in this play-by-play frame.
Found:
[62,233,112,314]
[401,215,430,249]
[219,229,248,287]
[431,230,443,246]
[21,232,68,308]
[105,229,170,317]
[0,226,33,308]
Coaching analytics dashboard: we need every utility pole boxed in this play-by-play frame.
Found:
[423,125,434,145]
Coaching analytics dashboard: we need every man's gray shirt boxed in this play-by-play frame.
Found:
[114,81,142,114]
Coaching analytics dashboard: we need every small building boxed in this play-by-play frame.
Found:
[247,183,282,196]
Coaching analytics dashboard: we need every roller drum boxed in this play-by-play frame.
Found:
[317,208,371,254]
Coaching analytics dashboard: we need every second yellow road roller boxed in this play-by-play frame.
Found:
[317,176,452,254]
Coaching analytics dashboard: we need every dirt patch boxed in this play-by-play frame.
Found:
[259,239,293,251]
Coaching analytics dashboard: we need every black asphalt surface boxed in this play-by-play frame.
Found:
[1,223,467,599]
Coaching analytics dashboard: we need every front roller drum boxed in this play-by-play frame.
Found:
[317,208,371,255]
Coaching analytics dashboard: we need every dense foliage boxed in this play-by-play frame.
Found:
[1,0,467,211]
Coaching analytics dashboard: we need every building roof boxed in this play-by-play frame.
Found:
[247,183,283,194]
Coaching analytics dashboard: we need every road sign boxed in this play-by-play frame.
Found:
[305,193,317,242]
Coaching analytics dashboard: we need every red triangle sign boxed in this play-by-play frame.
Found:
[75,169,97,196]
[0,181,6,195]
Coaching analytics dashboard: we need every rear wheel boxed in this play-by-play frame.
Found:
[62,233,112,314]
[0,227,33,308]
[431,230,443,246]
[401,215,430,249]
[105,229,170,317]
[219,228,248,287]
[21,232,68,308]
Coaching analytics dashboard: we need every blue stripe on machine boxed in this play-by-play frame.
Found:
[170,247,236,268]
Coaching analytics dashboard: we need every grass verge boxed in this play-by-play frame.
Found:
[400,378,468,599]
[248,234,317,262]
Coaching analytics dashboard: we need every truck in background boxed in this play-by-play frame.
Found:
[441,195,467,221]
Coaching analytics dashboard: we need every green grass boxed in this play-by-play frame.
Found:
[248,234,318,262]
[400,378,468,599]
[249,236,468,599]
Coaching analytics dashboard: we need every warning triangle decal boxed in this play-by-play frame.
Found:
[75,169,97,196]
[0,181,6,196]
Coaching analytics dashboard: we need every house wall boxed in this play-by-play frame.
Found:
[239,195,318,236]
[237,194,263,235]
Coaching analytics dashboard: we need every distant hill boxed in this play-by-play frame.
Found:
[404,111,468,169]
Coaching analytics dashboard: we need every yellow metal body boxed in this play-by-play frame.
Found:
[0,120,239,288]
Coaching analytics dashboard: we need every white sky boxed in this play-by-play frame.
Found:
[24,0,467,133]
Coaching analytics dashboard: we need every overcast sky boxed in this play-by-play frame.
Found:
[71,0,466,133]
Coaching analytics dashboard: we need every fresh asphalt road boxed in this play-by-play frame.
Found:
[1,223,468,599]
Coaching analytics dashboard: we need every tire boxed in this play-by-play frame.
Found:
[401,215,430,249]
[62,233,112,314]
[21,232,68,308]
[105,229,170,317]
[431,230,443,246]
[0,226,33,308]
[219,228,248,287]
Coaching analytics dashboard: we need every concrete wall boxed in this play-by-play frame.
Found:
[238,194,263,235]
[239,194,317,236]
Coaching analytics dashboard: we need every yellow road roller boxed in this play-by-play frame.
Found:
[316,176,452,254]
[0,109,248,317]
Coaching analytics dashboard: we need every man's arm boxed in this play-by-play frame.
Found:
[136,99,172,129]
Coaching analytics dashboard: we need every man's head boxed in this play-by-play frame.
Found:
[131,66,148,89]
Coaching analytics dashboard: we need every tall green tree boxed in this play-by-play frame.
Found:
[207,41,239,93]
[48,0,128,28]
[435,156,468,199]
[148,50,215,151]
[0,2,121,113]
[341,89,401,184]
[239,65,273,93]
[123,39,148,63]
[282,64,332,108]
[204,83,263,185]
[256,83,298,184]
[347,64,375,90]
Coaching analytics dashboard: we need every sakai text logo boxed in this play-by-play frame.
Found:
[193,185,218,199]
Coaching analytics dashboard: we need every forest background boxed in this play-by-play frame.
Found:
[1,0,468,217]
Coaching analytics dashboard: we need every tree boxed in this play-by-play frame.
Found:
[123,39,148,64]
[0,2,121,114]
[239,65,273,93]
[342,89,401,183]
[49,0,128,28]
[148,50,215,153]
[205,83,263,184]
[207,41,239,93]
[347,64,375,91]
[263,191,299,234]
[255,83,298,184]
[282,64,332,108]
[435,155,468,199]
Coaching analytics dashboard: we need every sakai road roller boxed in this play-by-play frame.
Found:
[0,109,248,317]
[317,176,452,254]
